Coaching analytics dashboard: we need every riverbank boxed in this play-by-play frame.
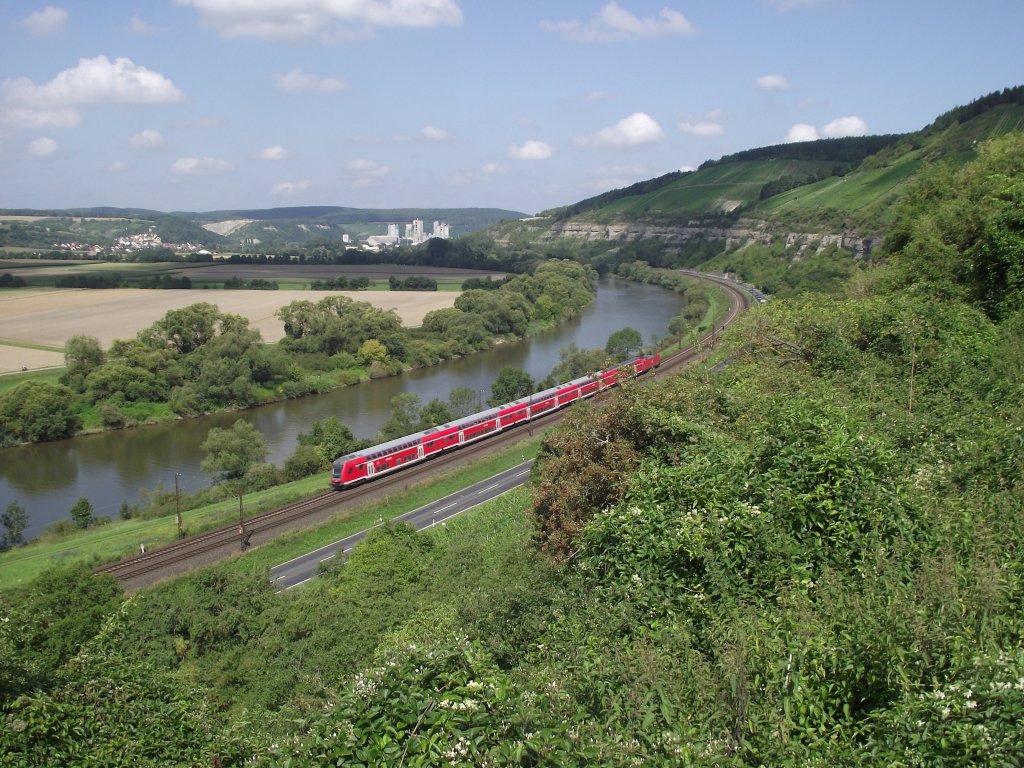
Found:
[0,436,543,592]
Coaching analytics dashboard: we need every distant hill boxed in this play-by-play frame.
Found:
[530,85,1024,237]
[0,205,527,252]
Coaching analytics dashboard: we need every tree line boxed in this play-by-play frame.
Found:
[0,259,597,446]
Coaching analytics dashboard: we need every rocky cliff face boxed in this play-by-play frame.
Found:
[546,219,878,259]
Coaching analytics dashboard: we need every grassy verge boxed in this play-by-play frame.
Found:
[0,435,543,592]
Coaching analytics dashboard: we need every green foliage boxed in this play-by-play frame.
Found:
[0,602,253,766]
[1,501,27,548]
[605,326,643,360]
[0,381,77,445]
[68,496,95,530]
[1,564,121,697]
[200,419,269,480]
[488,366,534,406]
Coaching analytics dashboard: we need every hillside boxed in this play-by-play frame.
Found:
[519,85,1024,247]
[2,130,1022,766]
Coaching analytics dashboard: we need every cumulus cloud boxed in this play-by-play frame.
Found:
[785,115,868,143]
[420,125,450,141]
[3,55,183,108]
[177,0,463,41]
[785,123,820,142]
[822,115,868,137]
[19,6,68,36]
[272,180,311,195]
[27,137,58,157]
[678,119,724,137]
[171,156,233,175]
[508,140,553,161]
[109,160,129,172]
[756,74,791,90]
[575,112,665,148]
[481,161,508,175]
[348,158,390,186]
[542,2,695,42]
[273,68,347,93]
[679,164,697,172]
[130,15,155,34]
[258,144,289,160]
[129,128,164,148]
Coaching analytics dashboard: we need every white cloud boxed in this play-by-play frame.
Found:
[348,158,390,186]
[272,180,311,195]
[109,160,129,172]
[822,115,868,137]
[785,123,820,142]
[679,164,697,172]
[258,144,289,160]
[171,156,233,175]
[785,115,869,143]
[27,137,59,157]
[678,119,724,137]
[19,6,68,36]
[756,74,791,90]
[177,0,463,41]
[129,128,164,148]
[508,140,552,161]
[542,1,695,42]
[420,125,450,141]
[0,106,80,129]
[3,56,183,109]
[273,69,347,93]
[575,112,665,148]
[27,137,58,157]
[130,15,155,35]
[481,161,508,175]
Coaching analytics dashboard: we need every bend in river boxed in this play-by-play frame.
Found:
[1,278,683,539]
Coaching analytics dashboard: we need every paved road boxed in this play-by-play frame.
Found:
[270,460,534,590]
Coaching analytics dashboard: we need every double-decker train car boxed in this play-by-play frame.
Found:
[330,352,660,488]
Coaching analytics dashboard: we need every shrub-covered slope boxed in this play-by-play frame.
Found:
[1,134,1023,767]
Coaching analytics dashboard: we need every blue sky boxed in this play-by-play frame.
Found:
[0,1,1021,215]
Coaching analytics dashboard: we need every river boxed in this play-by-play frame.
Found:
[0,278,683,539]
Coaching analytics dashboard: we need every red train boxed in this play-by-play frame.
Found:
[330,352,661,488]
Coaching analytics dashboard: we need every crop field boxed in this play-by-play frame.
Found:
[0,287,460,374]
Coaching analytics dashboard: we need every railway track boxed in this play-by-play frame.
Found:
[95,272,753,590]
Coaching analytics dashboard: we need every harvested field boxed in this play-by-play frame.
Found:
[0,288,460,373]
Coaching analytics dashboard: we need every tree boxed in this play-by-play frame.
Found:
[447,387,480,419]
[200,420,269,481]
[61,335,105,392]
[489,367,534,407]
[297,416,363,465]
[2,500,27,547]
[138,302,221,355]
[605,327,643,361]
[418,398,454,429]
[0,381,77,445]
[69,496,95,530]
[378,393,422,441]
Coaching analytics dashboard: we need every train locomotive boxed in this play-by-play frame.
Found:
[330,352,660,488]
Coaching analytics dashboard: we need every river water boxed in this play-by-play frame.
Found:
[1,278,682,539]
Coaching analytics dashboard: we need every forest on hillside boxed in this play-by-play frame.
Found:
[1,133,1023,766]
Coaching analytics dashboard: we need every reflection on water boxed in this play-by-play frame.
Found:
[0,278,683,538]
